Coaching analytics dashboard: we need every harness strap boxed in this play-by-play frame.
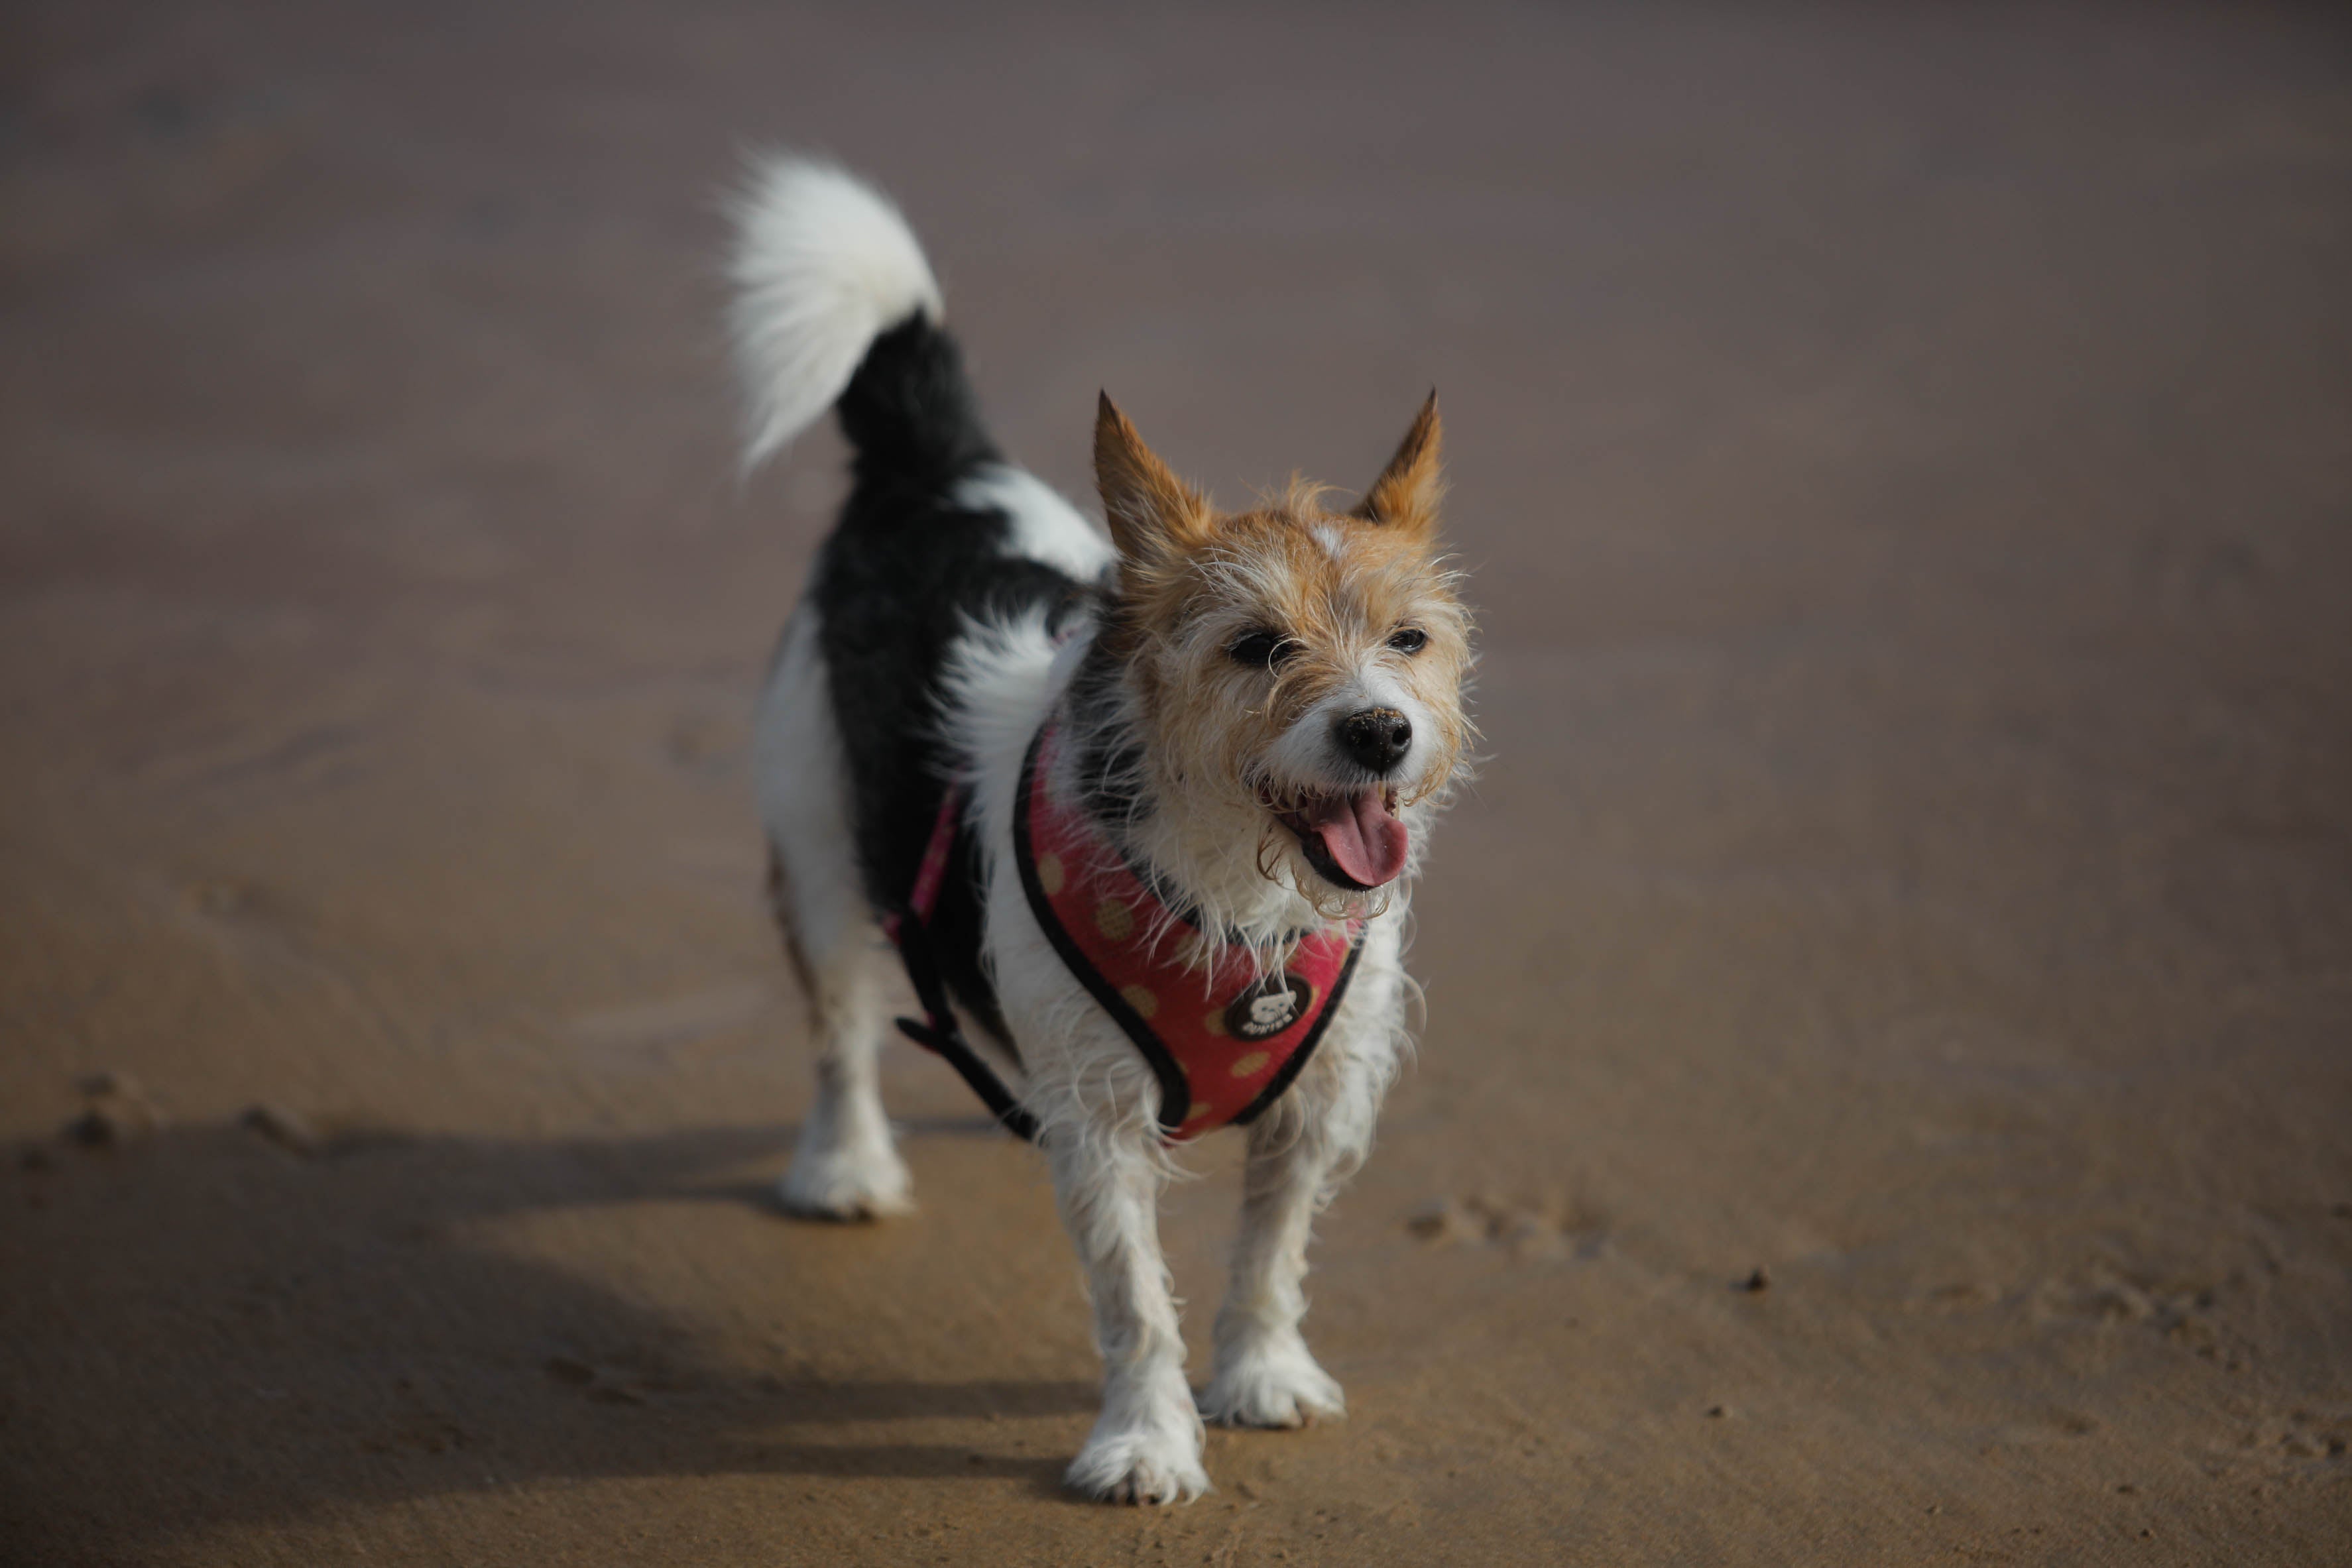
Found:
[881,787,962,942]
[887,785,1039,1143]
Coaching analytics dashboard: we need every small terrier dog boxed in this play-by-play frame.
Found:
[731,159,1472,1503]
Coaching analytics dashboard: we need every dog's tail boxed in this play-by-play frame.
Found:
[727,156,994,479]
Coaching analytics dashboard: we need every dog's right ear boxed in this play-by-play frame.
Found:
[1094,393,1208,561]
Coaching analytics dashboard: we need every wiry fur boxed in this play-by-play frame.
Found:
[733,155,1472,1504]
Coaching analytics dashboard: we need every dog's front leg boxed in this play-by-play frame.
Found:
[1050,1125,1208,1504]
[1201,944,1400,1430]
[1198,1114,1351,1429]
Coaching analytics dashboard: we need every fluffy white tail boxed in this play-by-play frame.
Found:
[727,157,944,470]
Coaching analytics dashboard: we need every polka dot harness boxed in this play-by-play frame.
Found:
[1013,722,1366,1140]
[890,721,1365,1143]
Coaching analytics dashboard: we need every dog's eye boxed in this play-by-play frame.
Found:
[1387,627,1429,655]
[1228,630,1296,669]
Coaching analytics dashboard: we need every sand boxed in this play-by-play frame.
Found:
[3,3,2349,1563]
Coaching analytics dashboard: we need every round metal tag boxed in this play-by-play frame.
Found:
[1225,973,1313,1042]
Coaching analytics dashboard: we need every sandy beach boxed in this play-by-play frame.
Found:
[3,3,2349,1562]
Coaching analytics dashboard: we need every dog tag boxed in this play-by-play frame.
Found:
[1224,974,1313,1042]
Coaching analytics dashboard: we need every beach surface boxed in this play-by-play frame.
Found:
[3,3,2349,1562]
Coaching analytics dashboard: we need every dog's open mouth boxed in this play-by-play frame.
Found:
[1269,785,1409,891]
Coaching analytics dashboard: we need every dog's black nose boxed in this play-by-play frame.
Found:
[1336,707,1413,775]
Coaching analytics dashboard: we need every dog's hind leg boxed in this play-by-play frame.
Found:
[757,608,913,1220]
[767,866,911,1219]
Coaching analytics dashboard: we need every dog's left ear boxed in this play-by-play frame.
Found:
[1352,391,1443,536]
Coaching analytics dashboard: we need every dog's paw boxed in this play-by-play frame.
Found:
[777,1142,913,1221]
[1199,1337,1346,1429]
[1065,1424,1210,1506]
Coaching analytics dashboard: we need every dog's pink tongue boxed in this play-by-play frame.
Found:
[1307,789,1410,887]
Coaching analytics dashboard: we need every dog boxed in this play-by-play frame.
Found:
[731,158,1472,1504]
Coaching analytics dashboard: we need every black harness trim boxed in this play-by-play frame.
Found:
[1011,730,1194,1133]
[1008,727,1364,1135]
[894,724,1366,1143]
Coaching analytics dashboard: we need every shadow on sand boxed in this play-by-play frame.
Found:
[1,1118,1092,1558]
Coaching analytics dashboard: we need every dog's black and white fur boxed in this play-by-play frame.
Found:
[735,159,1472,1503]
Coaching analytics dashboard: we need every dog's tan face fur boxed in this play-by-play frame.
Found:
[1092,394,1473,914]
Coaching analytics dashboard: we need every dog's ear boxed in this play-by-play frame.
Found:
[1353,390,1443,536]
[1094,393,1208,561]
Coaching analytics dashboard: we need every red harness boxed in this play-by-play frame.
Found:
[1014,724,1364,1139]
[892,722,1364,1141]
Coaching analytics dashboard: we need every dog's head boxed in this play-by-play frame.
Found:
[1092,393,1472,909]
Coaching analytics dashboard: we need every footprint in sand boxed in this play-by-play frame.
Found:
[2252,1408,2351,1465]
[2032,1266,2249,1370]
[1407,1194,1608,1260]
